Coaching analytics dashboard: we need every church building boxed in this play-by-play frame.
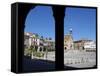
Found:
[64,28,74,50]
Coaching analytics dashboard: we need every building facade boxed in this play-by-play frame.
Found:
[74,39,96,51]
[74,40,86,50]
[64,28,96,51]
[64,34,73,50]
[64,29,74,50]
[24,32,55,54]
[84,41,96,51]
[44,39,55,51]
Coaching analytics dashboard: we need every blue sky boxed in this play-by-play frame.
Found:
[25,6,96,41]
[25,6,55,40]
[64,7,96,41]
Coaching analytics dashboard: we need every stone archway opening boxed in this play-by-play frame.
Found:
[17,3,66,72]
[23,5,56,71]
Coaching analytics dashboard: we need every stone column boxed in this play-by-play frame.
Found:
[52,6,65,70]
[16,3,36,72]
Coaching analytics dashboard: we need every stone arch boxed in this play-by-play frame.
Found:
[17,4,37,72]
[17,3,65,71]
[24,6,54,53]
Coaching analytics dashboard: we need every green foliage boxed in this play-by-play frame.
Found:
[35,52,44,57]
[25,45,45,57]
[24,45,36,56]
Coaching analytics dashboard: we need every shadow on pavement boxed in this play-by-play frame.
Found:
[23,56,96,72]
[23,56,55,72]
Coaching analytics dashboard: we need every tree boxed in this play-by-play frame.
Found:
[49,37,52,40]
[41,36,43,39]
[35,45,38,51]
[35,34,39,38]
[28,45,36,59]
[46,38,48,40]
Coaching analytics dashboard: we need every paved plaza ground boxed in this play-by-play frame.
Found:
[64,50,96,68]
[23,50,96,71]
[23,56,55,72]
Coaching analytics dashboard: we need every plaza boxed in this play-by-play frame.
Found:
[24,31,96,69]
